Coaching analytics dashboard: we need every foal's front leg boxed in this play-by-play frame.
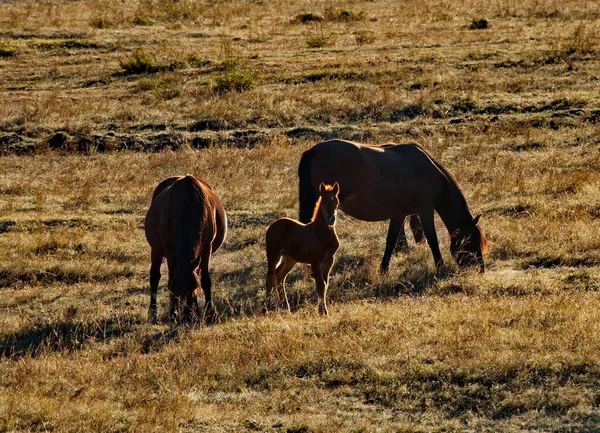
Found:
[312,261,329,316]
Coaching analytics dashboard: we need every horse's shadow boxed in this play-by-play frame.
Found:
[0,311,181,360]
[132,257,455,327]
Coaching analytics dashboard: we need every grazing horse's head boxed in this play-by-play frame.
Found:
[318,182,340,226]
[450,215,488,273]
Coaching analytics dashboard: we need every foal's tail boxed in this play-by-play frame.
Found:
[298,147,317,223]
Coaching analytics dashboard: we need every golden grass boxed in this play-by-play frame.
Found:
[1,0,600,431]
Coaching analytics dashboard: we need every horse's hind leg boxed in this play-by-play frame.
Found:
[275,256,295,312]
[148,248,163,323]
[200,248,216,325]
[381,216,406,274]
[409,214,425,244]
[419,209,444,270]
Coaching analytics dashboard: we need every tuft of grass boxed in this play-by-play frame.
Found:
[0,42,16,57]
[293,12,323,24]
[89,16,113,29]
[325,7,366,22]
[131,14,154,26]
[119,49,159,74]
[212,70,254,93]
[355,30,376,45]
[562,23,597,56]
[119,49,186,75]
[468,18,489,30]
[306,34,333,49]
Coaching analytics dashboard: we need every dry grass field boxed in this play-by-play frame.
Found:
[1,0,600,431]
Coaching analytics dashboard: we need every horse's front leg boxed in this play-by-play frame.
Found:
[408,214,425,244]
[311,261,328,316]
[419,209,444,270]
[381,216,406,274]
[169,293,179,323]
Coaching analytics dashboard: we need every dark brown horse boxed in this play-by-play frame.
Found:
[144,175,227,324]
[298,140,487,272]
[265,183,340,316]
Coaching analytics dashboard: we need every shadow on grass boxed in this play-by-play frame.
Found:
[133,255,453,326]
[0,313,180,359]
[209,255,454,323]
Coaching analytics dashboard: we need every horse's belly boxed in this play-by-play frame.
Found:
[340,194,401,221]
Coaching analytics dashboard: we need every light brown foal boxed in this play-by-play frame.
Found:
[265,182,340,316]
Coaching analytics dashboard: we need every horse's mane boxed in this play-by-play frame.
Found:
[409,144,488,253]
[415,144,488,254]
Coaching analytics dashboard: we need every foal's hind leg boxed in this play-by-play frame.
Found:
[274,256,295,312]
[148,248,163,323]
[264,251,280,313]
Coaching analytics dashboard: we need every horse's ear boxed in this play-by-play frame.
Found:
[473,214,482,226]
[319,183,326,194]
[332,182,340,195]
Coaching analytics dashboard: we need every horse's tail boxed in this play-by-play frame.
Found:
[298,147,317,223]
[172,175,208,259]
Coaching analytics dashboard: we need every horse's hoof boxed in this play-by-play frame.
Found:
[148,309,158,324]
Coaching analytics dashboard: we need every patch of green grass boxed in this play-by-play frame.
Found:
[306,34,332,48]
[212,70,254,93]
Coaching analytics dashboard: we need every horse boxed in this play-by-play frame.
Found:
[265,182,340,316]
[144,175,227,324]
[298,140,487,273]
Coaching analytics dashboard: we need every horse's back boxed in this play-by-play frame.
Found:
[145,175,226,255]
[305,139,449,220]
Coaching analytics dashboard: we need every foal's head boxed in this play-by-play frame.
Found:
[316,182,340,226]
[450,214,488,273]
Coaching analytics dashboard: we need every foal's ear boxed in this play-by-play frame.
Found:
[472,214,482,226]
[332,182,340,195]
[319,182,326,194]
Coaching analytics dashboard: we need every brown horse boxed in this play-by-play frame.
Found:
[144,175,227,324]
[265,182,340,316]
[298,140,487,273]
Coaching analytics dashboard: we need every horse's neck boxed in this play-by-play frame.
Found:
[435,188,472,233]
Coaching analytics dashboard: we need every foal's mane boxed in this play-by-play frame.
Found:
[311,196,322,222]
